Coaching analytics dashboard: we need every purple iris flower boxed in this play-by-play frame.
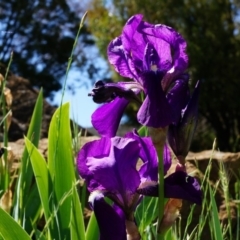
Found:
[167,81,200,164]
[88,14,190,137]
[77,131,158,239]
[77,130,201,239]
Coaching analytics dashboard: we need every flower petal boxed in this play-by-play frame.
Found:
[164,171,202,205]
[86,137,141,194]
[168,81,200,160]
[122,14,143,53]
[89,192,127,240]
[91,97,129,137]
[166,76,190,124]
[143,43,160,71]
[77,138,111,191]
[137,22,172,72]
[122,14,147,65]
[163,144,172,175]
[89,80,142,104]
[139,23,188,72]
[137,171,202,205]
[137,71,173,127]
[108,37,138,80]
[125,130,158,182]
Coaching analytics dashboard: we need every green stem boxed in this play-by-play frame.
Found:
[157,147,165,240]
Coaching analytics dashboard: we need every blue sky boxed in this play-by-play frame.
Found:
[51,83,97,128]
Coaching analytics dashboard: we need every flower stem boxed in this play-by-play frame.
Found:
[157,146,165,240]
[148,127,167,240]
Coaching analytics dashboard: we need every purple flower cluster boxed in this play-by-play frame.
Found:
[77,14,201,239]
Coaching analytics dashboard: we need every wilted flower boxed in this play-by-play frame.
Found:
[88,14,190,136]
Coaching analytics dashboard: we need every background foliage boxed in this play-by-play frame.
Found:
[0,0,96,98]
[87,0,240,152]
[1,0,240,151]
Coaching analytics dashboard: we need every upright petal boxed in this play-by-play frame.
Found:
[166,77,190,124]
[89,192,127,240]
[139,23,188,72]
[146,35,172,72]
[122,14,143,53]
[168,81,200,160]
[142,43,160,71]
[91,97,129,137]
[108,37,138,80]
[138,22,188,90]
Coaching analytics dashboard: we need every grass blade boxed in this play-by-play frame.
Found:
[135,196,159,234]
[209,186,223,240]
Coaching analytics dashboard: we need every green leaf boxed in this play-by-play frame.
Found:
[209,186,223,240]
[85,213,99,240]
[48,103,76,238]
[24,137,51,221]
[23,183,42,234]
[13,89,43,225]
[0,207,31,240]
[70,185,85,240]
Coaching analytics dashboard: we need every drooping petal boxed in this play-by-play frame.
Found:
[137,71,173,127]
[137,171,202,205]
[86,137,141,195]
[77,137,111,191]
[88,80,142,104]
[91,97,129,137]
[89,192,127,240]
[164,171,202,205]
[125,129,158,182]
